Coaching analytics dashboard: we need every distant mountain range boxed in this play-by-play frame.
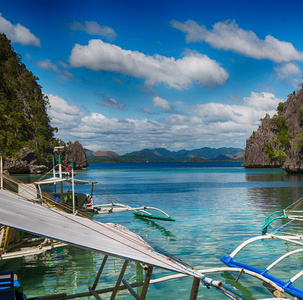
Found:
[86,147,245,162]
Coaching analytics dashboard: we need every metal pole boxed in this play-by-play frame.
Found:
[72,161,75,214]
[52,156,56,178]
[0,156,3,190]
[58,153,62,179]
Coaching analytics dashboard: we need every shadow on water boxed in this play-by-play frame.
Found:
[133,215,176,240]
[220,271,256,300]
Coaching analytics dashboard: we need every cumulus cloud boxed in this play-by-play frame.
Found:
[47,94,84,129]
[171,19,303,63]
[69,39,229,90]
[190,92,282,125]
[97,93,125,110]
[152,96,176,112]
[0,14,40,47]
[142,108,156,114]
[274,62,302,87]
[49,91,283,153]
[35,59,73,82]
[69,20,117,41]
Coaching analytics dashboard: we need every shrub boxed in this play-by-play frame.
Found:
[277,102,285,115]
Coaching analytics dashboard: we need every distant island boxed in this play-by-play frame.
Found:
[86,147,245,163]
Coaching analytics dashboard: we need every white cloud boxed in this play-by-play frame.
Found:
[152,96,175,112]
[35,59,73,82]
[36,59,59,72]
[171,19,303,63]
[243,91,283,110]
[69,20,117,41]
[142,108,155,114]
[50,91,283,153]
[0,14,40,47]
[274,62,302,87]
[69,39,229,90]
[47,94,84,129]
[190,92,282,126]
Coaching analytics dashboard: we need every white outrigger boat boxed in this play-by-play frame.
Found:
[31,149,175,221]
[0,182,265,300]
[1,157,301,299]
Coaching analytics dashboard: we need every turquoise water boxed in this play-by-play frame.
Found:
[2,162,303,299]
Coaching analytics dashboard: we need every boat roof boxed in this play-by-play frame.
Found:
[35,177,68,185]
[0,189,201,278]
[35,177,97,186]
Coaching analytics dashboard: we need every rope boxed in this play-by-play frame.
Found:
[271,218,296,234]
[285,196,303,214]
[214,284,249,300]
[199,276,248,300]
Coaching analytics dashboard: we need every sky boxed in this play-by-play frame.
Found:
[1,0,303,154]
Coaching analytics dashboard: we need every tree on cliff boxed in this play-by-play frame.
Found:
[0,33,57,160]
[243,85,303,173]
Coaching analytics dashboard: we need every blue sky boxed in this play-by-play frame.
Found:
[1,0,303,154]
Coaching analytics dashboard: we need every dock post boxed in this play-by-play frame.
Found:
[139,265,153,300]
[110,260,129,300]
[92,255,108,290]
[189,277,200,300]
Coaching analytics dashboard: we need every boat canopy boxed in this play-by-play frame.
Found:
[0,189,199,278]
[34,177,68,185]
[35,177,97,186]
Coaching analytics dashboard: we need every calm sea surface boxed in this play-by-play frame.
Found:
[2,162,303,299]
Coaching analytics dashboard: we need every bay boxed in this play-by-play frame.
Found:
[2,162,303,299]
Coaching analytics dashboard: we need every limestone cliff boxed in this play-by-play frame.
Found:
[243,87,303,173]
[59,141,88,169]
[0,33,88,173]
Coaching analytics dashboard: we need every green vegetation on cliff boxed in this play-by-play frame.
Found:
[244,85,303,173]
[0,33,57,160]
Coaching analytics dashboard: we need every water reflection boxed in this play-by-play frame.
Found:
[133,215,176,240]
[1,246,96,297]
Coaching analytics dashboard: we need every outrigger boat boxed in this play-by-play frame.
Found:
[31,148,175,221]
[0,184,266,300]
[0,159,299,299]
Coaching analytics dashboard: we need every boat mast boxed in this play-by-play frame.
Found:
[54,146,64,198]
[72,161,76,214]
[52,156,56,178]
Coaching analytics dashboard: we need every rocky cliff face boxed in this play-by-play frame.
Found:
[243,87,303,173]
[59,141,88,169]
[3,141,88,174]
[0,33,88,174]
[3,148,49,174]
